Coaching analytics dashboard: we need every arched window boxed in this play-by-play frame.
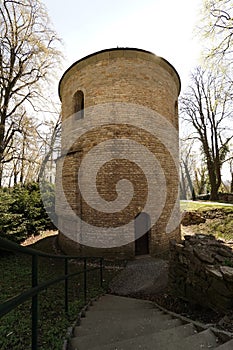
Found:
[73,90,84,119]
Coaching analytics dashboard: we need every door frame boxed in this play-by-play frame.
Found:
[134,212,150,255]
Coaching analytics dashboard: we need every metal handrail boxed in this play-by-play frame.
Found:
[0,236,104,350]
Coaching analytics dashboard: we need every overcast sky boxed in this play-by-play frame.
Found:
[44,0,203,93]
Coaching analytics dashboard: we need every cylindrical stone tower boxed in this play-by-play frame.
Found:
[56,48,181,258]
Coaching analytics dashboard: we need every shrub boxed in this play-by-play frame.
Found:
[0,182,55,243]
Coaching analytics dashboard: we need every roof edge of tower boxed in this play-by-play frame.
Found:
[58,48,181,100]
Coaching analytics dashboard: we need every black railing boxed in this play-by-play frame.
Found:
[0,237,104,350]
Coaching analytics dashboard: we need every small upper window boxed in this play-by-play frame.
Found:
[73,90,84,119]
[174,100,178,116]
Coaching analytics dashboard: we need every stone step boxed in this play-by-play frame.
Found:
[68,295,231,350]
[82,307,165,318]
[177,328,218,349]
[72,323,197,350]
[89,295,158,311]
[74,310,178,337]
[216,339,233,349]
[71,318,184,349]
[79,308,171,322]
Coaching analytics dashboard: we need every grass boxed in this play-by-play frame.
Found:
[0,233,122,350]
[181,200,233,241]
[180,200,233,212]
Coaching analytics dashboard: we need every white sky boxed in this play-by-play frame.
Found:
[44,0,203,93]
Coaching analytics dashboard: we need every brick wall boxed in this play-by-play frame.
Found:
[56,48,181,258]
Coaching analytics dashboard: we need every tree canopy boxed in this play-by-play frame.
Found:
[201,0,233,65]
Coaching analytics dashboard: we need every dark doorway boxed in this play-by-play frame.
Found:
[134,212,150,255]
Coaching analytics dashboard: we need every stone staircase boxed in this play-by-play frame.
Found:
[68,295,233,350]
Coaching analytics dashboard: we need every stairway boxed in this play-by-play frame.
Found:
[68,295,233,350]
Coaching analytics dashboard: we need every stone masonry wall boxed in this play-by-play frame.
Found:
[56,48,181,258]
[169,234,233,312]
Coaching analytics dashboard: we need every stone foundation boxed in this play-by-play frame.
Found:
[58,227,181,259]
[58,231,135,259]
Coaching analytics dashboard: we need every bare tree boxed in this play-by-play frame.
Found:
[231,167,233,192]
[229,155,233,193]
[180,137,209,198]
[0,0,62,186]
[37,115,61,182]
[12,116,43,184]
[180,139,196,200]
[194,165,208,195]
[180,67,233,201]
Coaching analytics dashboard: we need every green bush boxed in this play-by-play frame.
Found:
[0,182,55,243]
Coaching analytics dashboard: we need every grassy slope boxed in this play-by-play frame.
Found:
[0,233,121,350]
[181,200,233,241]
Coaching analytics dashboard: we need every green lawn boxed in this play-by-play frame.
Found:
[180,200,233,212]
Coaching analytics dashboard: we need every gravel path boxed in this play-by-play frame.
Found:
[109,256,168,296]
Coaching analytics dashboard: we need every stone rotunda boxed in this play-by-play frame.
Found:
[56,48,181,258]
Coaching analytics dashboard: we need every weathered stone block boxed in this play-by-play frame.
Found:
[220,266,233,282]
[168,234,233,312]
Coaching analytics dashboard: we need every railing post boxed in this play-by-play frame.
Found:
[0,237,106,350]
[64,258,69,314]
[31,255,38,350]
[84,258,87,304]
[100,258,103,288]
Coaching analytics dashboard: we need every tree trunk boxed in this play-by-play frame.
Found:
[180,166,187,200]
[231,171,233,193]
[210,183,219,201]
[183,160,196,200]
[205,152,220,201]
[0,164,3,188]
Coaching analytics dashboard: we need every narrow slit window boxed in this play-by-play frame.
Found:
[73,90,84,119]
[174,100,178,116]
